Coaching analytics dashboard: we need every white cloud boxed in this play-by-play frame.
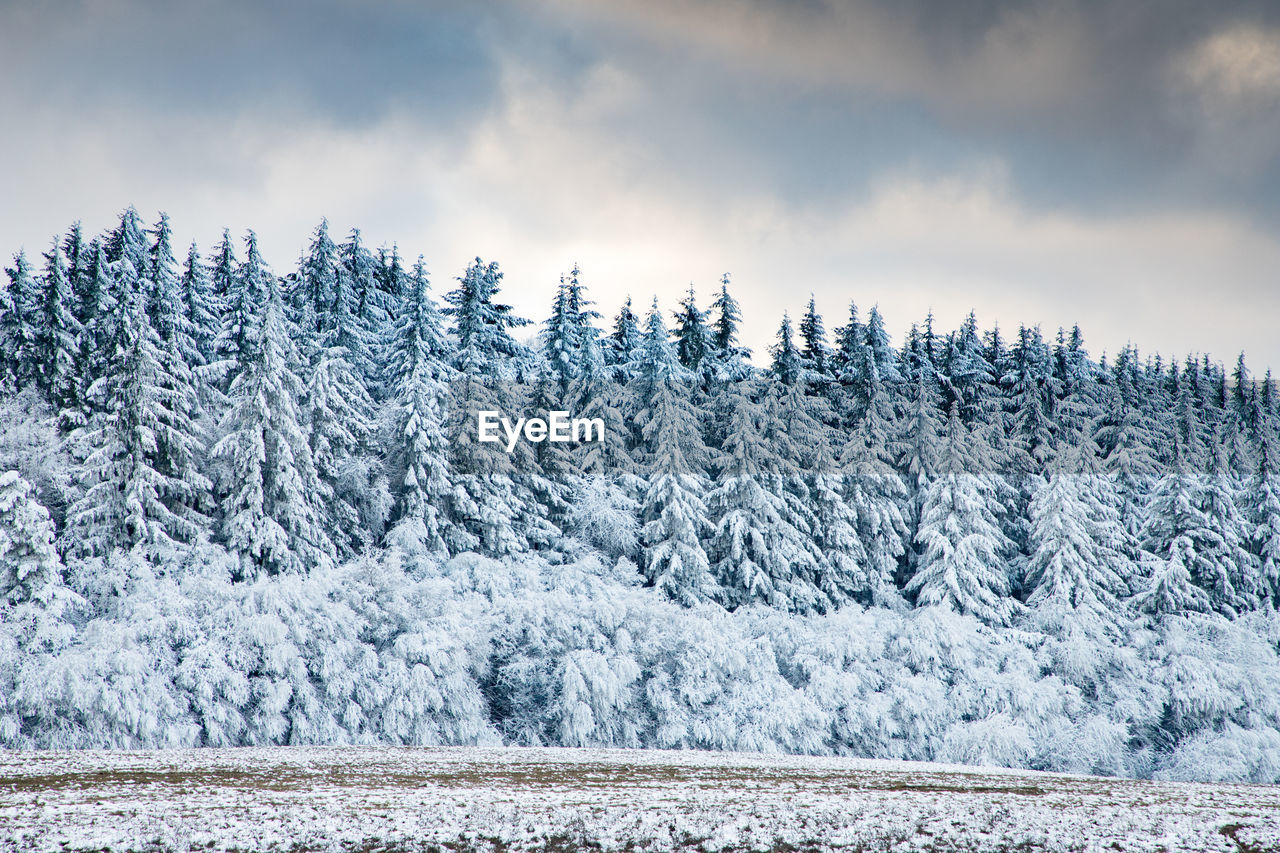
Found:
[427,64,1280,370]
[538,0,1104,117]
[1174,23,1280,178]
[4,53,1280,374]
[1187,24,1280,99]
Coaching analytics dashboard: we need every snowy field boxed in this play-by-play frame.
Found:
[1,747,1278,852]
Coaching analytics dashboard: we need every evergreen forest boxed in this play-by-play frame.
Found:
[3,208,1279,783]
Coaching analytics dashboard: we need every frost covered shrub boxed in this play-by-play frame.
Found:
[0,392,72,525]
[1156,724,1280,783]
[939,713,1034,768]
[12,552,193,748]
[477,555,647,747]
[642,608,830,753]
[5,543,1280,782]
[563,476,639,559]
[464,552,831,753]
[0,470,62,604]
[205,555,499,747]
[1135,610,1280,778]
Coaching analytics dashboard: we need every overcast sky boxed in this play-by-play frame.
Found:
[3,0,1280,370]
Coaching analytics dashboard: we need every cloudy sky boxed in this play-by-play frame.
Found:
[3,0,1280,369]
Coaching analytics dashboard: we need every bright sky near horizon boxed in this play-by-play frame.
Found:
[3,0,1280,370]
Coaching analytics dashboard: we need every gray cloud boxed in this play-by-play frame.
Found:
[0,0,504,125]
[538,0,1280,213]
[2,0,1279,372]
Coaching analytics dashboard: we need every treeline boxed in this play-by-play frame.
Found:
[2,206,1279,629]
[6,207,1280,777]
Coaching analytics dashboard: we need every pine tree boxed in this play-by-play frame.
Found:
[211,231,270,391]
[759,379,839,606]
[383,257,455,556]
[798,295,830,377]
[542,264,600,389]
[443,369,515,556]
[377,243,409,303]
[907,404,1018,626]
[1095,349,1159,538]
[900,322,925,382]
[1232,353,1255,433]
[1052,325,1103,454]
[1002,325,1058,473]
[704,388,775,605]
[544,278,575,388]
[672,284,710,378]
[1259,369,1278,429]
[1140,441,1255,617]
[705,384,827,612]
[33,240,81,416]
[565,268,601,367]
[146,215,203,373]
[295,232,382,557]
[864,306,901,384]
[807,441,869,608]
[1132,539,1212,617]
[293,219,339,338]
[506,380,564,554]
[66,260,206,559]
[1,252,40,392]
[711,275,747,356]
[444,258,531,380]
[61,223,88,298]
[1172,365,1209,472]
[770,313,802,386]
[1250,465,1280,608]
[708,274,751,377]
[945,312,996,425]
[208,228,237,303]
[70,244,118,419]
[704,278,756,449]
[145,217,211,530]
[568,332,632,478]
[633,299,717,605]
[105,207,149,276]
[335,227,382,394]
[1201,431,1263,611]
[211,257,333,578]
[522,365,576,489]
[179,242,219,368]
[984,322,1008,380]
[0,471,63,605]
[371,243,409,399]
[829,298,860,379]
[839,345,909,605]
[898,367,943,537]
[922,310,940,369]
[305,335,377,558]
[607,296,643,378]
[340,228,380,313]
[442,258,542,555]
[1024,453,1132,636]
[146,216,181,339]
[1144,354,1176,468]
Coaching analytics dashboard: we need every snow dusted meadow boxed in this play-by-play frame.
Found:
[3,745,1279,853]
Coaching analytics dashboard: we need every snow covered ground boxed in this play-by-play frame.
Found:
[1,746,1278,852]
